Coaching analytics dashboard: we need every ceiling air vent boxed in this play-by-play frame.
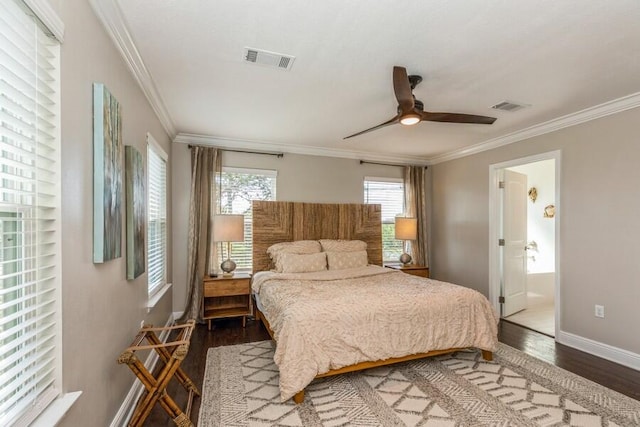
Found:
[491,100,530,112]
[243,47,295,71]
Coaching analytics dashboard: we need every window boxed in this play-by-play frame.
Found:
[0,1,62,424]
[218,167,276,271]
[147,135,168,297]
[364,177,404,262]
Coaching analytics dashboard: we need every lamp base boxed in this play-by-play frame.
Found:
[220,259,237,276]
[399,252,412,265]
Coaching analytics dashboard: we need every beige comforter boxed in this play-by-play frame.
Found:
[252,265,499,401]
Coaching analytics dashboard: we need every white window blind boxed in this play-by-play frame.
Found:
[147,136,167,297]
[218,167,276,271]
[364,177,404,262]
[0,1,61,425]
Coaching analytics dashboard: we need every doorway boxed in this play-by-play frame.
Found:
[489,151,560,337]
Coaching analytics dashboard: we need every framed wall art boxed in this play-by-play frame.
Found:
[93,83,123,263]
[125,146,146,279]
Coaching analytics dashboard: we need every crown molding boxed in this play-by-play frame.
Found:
[177,91,640,166]
[429,91,640,164]
[89,0,176,138]
[174,133,431,166]
[24,0,65,42]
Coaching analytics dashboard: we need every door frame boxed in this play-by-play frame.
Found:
[488,150,562,338]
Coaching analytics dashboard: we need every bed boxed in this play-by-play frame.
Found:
[251,200,499,403]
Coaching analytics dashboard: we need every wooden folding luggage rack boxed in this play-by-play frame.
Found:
[118,320,200,427]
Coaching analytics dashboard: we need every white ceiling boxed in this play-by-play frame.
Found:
[113,0,640,162]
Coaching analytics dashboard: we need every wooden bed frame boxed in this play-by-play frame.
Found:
[251,200,493,403]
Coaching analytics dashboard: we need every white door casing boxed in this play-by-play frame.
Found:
[502,170,528,317]
[488,150,561,339]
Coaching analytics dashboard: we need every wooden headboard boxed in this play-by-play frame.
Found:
[252,201,382,273]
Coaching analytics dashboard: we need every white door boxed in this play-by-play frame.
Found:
[502,170,528,316]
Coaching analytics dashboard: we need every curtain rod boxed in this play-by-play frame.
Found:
[359,160,428,169]
[188,145,284,158]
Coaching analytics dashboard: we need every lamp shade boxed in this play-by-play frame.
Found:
[395,217,417,240]
[213,214,245,242]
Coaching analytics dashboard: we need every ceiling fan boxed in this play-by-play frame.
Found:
[344,66,497,139]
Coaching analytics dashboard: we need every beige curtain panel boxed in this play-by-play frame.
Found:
[180,146,221,323]
[404,165,429,267]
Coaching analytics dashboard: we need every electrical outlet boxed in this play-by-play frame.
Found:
[140,320,145,328]
[594,305,605,318]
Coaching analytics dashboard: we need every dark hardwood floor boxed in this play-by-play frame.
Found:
[144,318,640,426]
[499,320,640,401]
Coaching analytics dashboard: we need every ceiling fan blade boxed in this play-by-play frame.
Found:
[421,111,497,124]
[393,66,414,112]
[343,116,400,139]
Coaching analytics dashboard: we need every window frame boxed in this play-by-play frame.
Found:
[0,1,66,424]
[146,133,168,299]
[363,176,405,263]
[217,166,277,272]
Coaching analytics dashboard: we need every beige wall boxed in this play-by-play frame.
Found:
[171,144,405,311]
[56,1,173,425]
[431,107,640,355]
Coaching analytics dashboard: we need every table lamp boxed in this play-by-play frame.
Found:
[395,217,417,265]
[213,214,245,276]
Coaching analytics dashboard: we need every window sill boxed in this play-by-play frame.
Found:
[31,391,82,427]
[146,282,172,313]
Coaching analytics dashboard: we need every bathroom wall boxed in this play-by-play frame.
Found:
[509,159,555,274]
[509,160,556,300]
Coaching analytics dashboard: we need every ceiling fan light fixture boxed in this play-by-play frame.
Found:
[342,66,497,139]
[400,113,421,126]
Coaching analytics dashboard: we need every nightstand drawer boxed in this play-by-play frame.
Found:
[401,268,429,278]
[385,264,429,278]
[204,278,250,297]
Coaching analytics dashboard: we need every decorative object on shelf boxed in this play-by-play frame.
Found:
[544,204,555,218]
[528,187,538,203]
[395,217,417,265]
[214,214,245,276]
[125,146,146,279]
[93,83,123,263]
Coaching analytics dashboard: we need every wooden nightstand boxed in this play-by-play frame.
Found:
[385,264,429,278]
[203,273,253,330]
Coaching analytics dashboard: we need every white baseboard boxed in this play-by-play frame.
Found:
[556,330,640,371]
[172,311,184,321]
[109,313,176,427]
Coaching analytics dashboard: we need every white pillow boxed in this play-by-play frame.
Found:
[278,252,327,273]
[326,250,368,270]
[319,239,367,252]
[267,240,322,271]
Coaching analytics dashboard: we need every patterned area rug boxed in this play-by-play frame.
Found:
[197,341,640,426]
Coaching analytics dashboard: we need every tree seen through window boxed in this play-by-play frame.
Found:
[218,169,277,270]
